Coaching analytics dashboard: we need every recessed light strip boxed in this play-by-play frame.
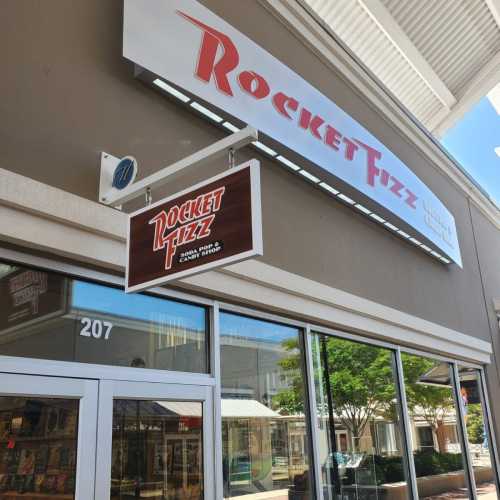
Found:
[155,81,452,266]
[254,147,451,265]
[190,101,223,123]
[370,213,386,223]
[251,147,452,265]
[299,170,320,183]
[252,141,278,156]
[337,193,355,205]
[276,155,301,171]
[222,121,240,133]
[319,182,339,195]
[355,204,371,215]
[153,79,190,103]
[384,222,399,232]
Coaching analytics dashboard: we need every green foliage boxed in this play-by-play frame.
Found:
[370,455,405,485]
[273,338,458,456]
[344,451,463,486]
[273,337,401,445]
[272,387,304,415]
[466,404,485,444]
[401,354,454,432]
[366,452,463,485]
[272,338,305,415]
[413,450,463,477]
[318,338,398,443]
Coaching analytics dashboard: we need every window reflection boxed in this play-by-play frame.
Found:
[457,366,498,499]
[401,354,467,499]
[111,400,203,500]
[220,313,313,500]
[312,334,410,500]
[0,262,208,373]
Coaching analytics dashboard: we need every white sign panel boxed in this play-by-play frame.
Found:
[123,0,462,266]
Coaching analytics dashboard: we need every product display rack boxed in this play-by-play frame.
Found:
[0,399,78,499]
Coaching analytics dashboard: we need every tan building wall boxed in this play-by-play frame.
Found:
[1,0,500,448]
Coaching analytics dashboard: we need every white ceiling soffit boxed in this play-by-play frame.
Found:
[305,0,500,137]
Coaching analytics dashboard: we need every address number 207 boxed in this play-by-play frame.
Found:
[80,318,113,340]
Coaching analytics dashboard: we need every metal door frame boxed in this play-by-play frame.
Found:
[94,379,214,500]
[0,372,98,500]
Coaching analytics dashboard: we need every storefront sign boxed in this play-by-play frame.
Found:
[0,269,68,335]
[126,160,262,292]
[123,0,462,266]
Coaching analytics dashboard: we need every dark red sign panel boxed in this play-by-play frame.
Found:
[126,161,262,293]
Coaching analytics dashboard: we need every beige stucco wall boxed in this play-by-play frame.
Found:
[0,0,495,340]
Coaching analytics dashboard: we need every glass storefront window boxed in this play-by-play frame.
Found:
[2,261,500,500]
[0,262,208,373]
[220,312,313,500]
[401,353,468,499]
[311,333,411,500]
[0,397,79,498]
[111,400,203,500]
[457,365,499,498]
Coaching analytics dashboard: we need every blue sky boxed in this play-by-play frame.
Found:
[71,281,296,344]
[442,97,500,208]
[220,312,298,344]
[72,280,206,331]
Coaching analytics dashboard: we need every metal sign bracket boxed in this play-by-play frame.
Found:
[99,126,257,208]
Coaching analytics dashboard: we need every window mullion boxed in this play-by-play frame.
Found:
[394,347,419,499]
[211,302,223,500]
[451,362,478,499]
[303,326,325,500]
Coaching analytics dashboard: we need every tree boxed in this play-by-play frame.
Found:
[466,404,485,444]
[272,338,306,415]
[273,336,399,451]
[316,337,398,451]
[273,339,460,456]
[401,353,455,453]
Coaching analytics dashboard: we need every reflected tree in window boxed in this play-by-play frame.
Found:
[317,338,398,451]
[272,338,306,415]
[276,337,398,451]
[466,404,485,444]
[402,354,455,454]
[309,334,411,497]
[220,313,313,499]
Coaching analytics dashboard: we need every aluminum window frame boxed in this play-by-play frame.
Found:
[1,246,499,500]
[479,368,500,497]
[0,373,99,500]
[217,307,318,498]
[306,328,417,498]
[94,380,214,500]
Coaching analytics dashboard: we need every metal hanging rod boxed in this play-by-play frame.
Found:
[100,125,258,207]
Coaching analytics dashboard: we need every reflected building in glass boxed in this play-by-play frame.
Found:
[0,267,209,374]
[220,313,313,500]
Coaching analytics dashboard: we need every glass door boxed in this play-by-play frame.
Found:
[0,372,98,499]
[95,380,213,500]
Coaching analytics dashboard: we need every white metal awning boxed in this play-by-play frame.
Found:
[158,401,203,417]
[157,399,280,418]
[303,0,500,136]
[221,399,280,418]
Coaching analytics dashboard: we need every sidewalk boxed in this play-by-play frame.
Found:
[426,481,497,499]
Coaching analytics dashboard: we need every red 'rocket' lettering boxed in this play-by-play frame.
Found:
[177,12,422,218]
[149,211,168,251]
[177,11,239,97]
